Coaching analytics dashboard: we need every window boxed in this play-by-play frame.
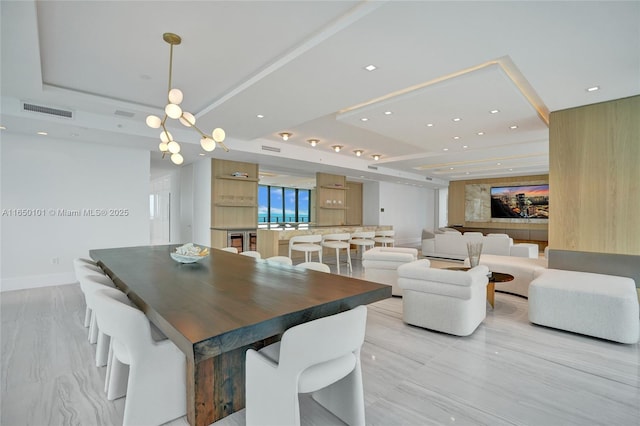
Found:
[258,185,311,224]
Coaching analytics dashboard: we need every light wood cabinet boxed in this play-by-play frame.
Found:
[211,159,258,230]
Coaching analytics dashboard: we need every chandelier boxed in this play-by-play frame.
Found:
[146,33,227,165]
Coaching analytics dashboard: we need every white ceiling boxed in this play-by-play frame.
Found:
[2,1,639,189]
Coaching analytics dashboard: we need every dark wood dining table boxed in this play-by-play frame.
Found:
[90,244,391,426]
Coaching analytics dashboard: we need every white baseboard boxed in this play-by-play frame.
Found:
[1,272,77,292]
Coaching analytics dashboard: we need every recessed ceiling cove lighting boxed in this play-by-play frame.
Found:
[490,109,500,114]
[509,125,518,130]
[37,131,48,136]
[360,118,368,122]
[384,111,392,115]
[587,86,600,92]
[364,64,377,71]
[452,117,461,122]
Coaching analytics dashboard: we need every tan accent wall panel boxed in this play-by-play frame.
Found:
[549,95,640,255]
[346,181,363,225]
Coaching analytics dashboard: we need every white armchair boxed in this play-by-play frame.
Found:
[398,260,489,336]
[245,306,368,426]
[362,247,419,296]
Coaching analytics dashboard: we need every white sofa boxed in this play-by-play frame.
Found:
[465,254,548,297]
[398,260,489,336]
[422,230,536,260]
[362,247,419,296]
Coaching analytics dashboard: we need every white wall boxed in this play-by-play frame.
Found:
[362,181,380,226]
[179,164,194,243]
[376,181,436,246]
[1,134,150,291]
[192,158,211,247]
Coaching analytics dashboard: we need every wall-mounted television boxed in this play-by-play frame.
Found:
[490,184,549,219]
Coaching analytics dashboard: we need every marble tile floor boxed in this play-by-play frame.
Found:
[1,257,639,426]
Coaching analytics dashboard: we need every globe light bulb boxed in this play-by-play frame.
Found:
[168,88,183,104]
[165,103,182,119]
[179,111,196,127]
[146,115,162,128]
[160,130,173,143]
[170,153,184,165]
[212,128,226,143]
[201,137,216,152]
[159,142,169,152]
[167,140,181,154]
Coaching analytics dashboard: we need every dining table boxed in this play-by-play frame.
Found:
[90,244,391,426]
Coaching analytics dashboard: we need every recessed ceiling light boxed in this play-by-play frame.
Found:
[509,168,513,171]
[509,125,518,130]
[353,149,363,157]
[372,154,381,161]
[477,131,484,136]
[453,136,460,140]
[257,114,264,119]
[384,111,392,115]
[452,117,461,122]
[37,131,48,136]
[450,167,454,170]
[199,153,205,156]
[586,86,600,92]
[443,148,449,151]
[426,123,434,127]
[332,145,343,152]
[497,162,502,165]
[307,139,319,147]
[279,132,291,141]
[360,118,368,122]
[466,172,470,175]
[0,125,6,130]
[463,145,468,149]
[490,109,500,114]
[364,64,377,71]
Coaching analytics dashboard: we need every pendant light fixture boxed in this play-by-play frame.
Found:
[146,33,227,165]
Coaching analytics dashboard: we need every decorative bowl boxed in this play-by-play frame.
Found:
[170,244,210,263]
[170,252,208,264]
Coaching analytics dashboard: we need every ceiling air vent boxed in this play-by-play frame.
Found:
[114,110,135,118]
[22,102,73,119]
[367,165,378,170]
[261,145,281,153]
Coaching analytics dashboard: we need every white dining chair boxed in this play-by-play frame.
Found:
[74,258,105,328]
[266,256,294,265]
[92,287,187,426]
[246,305,368,426]
[241,250,262,259]
[321,233,352,274]
[349,231,375,259]
[79,273,119,367]
[289,235,323,263]
[373,230,395,247]
[75,263,110,344]
[295,262,331,273]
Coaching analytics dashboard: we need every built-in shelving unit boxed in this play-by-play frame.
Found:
[316,173,347,225]
[211,159,258,247]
